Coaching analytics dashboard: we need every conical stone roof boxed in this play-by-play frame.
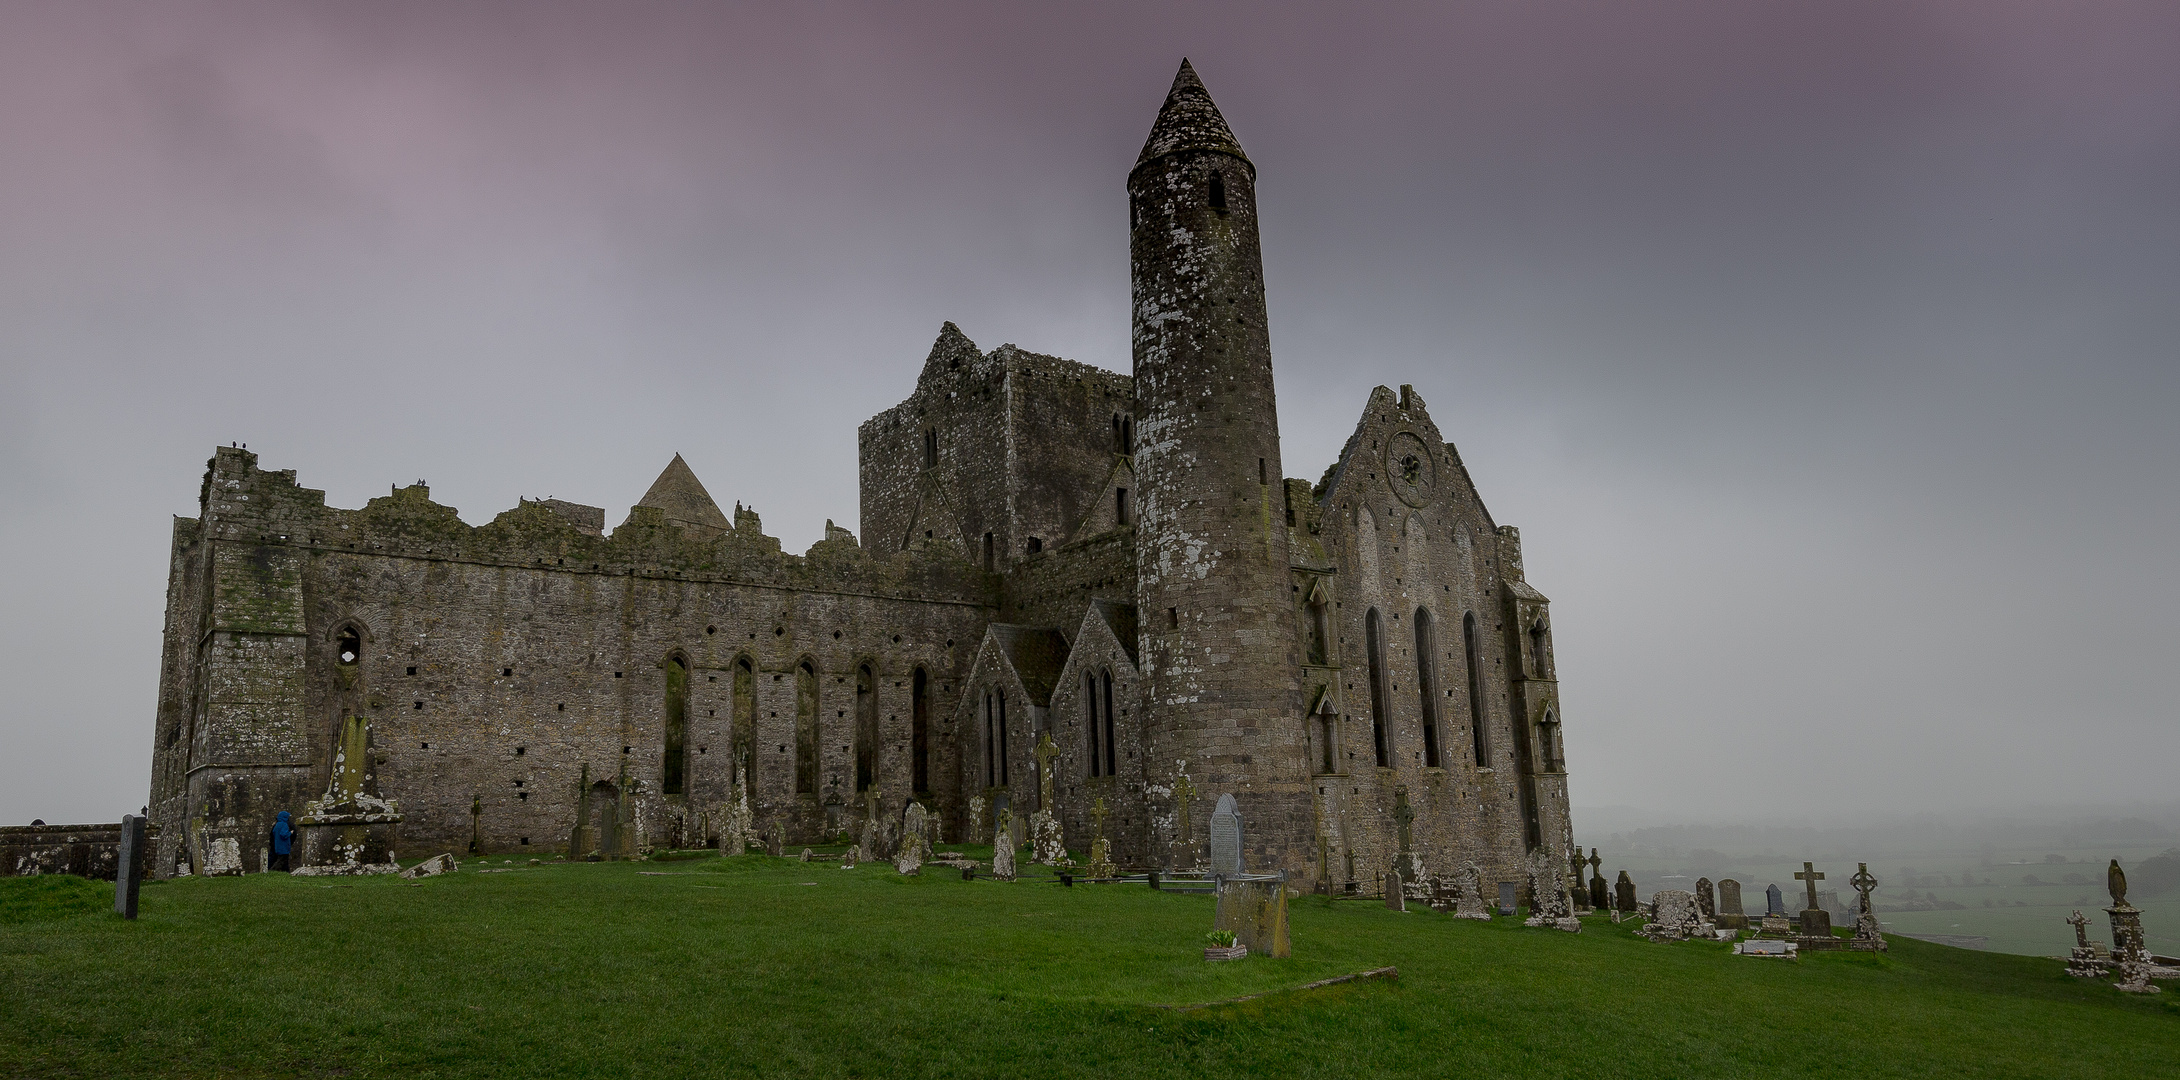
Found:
[636,454,732,539]
[1136,59,1250,171]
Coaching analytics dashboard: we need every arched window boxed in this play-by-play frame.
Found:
[1365,608,1391,768]
[794,661,819,794]
[911,667,930,794]
[923,428,938,468]
[1529,616,1550,677]
[1415,609,1441,768]
[853,663,877,793]
[1101,668,1117,777]
[1115,487,1130,526]
[1113,414,1126,454]
[1122,417,1133,454]
[1209,170,1227,213]
[1084,672,1102,777]
[1539,707,1563,773]
[663,656,689,795]
[1319,710,1337,774]
[335,628,362,667]
[733,657,756,790]
[1464,612,1489,767]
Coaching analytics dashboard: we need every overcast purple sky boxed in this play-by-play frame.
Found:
[2,2,2175,827]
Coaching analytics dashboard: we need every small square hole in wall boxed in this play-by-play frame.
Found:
[556,703,564,711]
[502,668,513,677]
[513,779,524,788]
[420,742,430,750]
[623,746,632,754]
[698,746,707,754]
[708,675,716,683]
[614,671,623,678]
[407,666,417,676]
[832,630,842,639]
[515,747,525,756]
[520,837,530,845]
[706,625,717,635]
[413,701,423,710]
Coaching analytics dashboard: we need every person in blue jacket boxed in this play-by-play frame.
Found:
[269,810,294,872]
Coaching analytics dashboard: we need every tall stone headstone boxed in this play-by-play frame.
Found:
[1569,848,1592,912]
[1384,872,1406,912]
[1454,862,1490,920]
[1715,878,1748,930]
[1640,889,1713,942]
[1695,877,1715,919]
[1524,850,1581,932]
[1209,793,1244,875]
[1588,849,1608,911]
[1614,871,1638,913]
[1793,862,1835,946]
[112,814,146,920]
[1765,882,1785,915]
[1498,880,1519,916]
[990,809,1016,882]
[1215,873,1292,957]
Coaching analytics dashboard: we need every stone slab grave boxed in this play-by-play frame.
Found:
[1454,862,1491,920]
[1735,938,1797,957]
[1524,849,1581,932]
[1497,880,1517,916]
[1714,878,1749,930]
[400,852,458,879]
[1209,794,1244,876]
[1214,872,1291,957]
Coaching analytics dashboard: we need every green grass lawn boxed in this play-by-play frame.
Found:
[2,853,2173,1079]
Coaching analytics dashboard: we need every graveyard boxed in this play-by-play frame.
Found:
[4,849,2173,1080]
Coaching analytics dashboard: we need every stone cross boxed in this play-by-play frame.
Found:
[1850,863,1879,916]
[1392,787,1415,854]
[1172,768,1196,839]
[1034,734,1059,812]
[1795,862,1826,912]
[2067,910,2090,950]
[1587,848,1602,878]
[1090,796,1109,842]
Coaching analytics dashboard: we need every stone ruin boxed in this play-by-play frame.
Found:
[1639,888,1715,942]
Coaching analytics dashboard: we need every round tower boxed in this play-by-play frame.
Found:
[1129,61,1308,871]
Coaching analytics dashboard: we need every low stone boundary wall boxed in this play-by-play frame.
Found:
[2,822,160,881]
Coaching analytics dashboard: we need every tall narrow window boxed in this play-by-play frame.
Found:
[1539,708,1562,773]
[1209,170,1227,212]
[1115,488,1130,526]
[1464,612,1490,767]
[996,689,1010,787]
[1101,669,1116,777]
[853,663,877,793]
[983,532,995,571]
[662,657,689,794]
[911,667,930,794]
[1258,457,1267,484]
[1084,672,1102,777]
[1529,616,1550,676]
[923,428,937,468]
[1415,609,1441,768]
[1365,608,1390,768]
[733,658,756,790]
[1319,713,1336,774]
[795,661,819,794]
[335,628,361,667]
[982,691,995,788]
[1113,414,1126,453]
[1122,417,1133,453]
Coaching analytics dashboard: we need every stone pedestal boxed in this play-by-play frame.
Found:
[2108,905,2162,994]
[293,716,402,876]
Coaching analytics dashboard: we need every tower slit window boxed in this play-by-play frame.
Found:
[853,663,877,793]
[1100,669,1116,777]
[733,658,756,790]
[1464,612,1489,767]
[1209,170,1227,213]
[911,667,930,794]
[1084,673,1102,777]
[996,689,1010,787]
[1415,609,1441,767]
[795,661,819,794]
[923,428,938,468]
[663,656,688,795]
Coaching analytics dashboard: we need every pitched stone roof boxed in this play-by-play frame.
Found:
[990,624,1071,707]
[1090,598,1139,668]
[1137,59,1251,170]
[636,454,732,539]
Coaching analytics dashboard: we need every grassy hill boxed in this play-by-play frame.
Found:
[2,852,2172,1079]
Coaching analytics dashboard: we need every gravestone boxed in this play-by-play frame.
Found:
[991,809,1016,882]
[1640,888,1713,942]
[1588,849,1608,911]
[843,844,860,869]
[894,829,925,876]
[399,852,457,879]
[112,814,146,919]
[1454,862,1490,920]
[1384,872,1406,912]
[1715,879,1748,929]
[2105,859,2161,994]
[1695,877,1715,919]
[1614,871,1637,914]
[1848,863,1887,952]
[1497,880,1518,916]
[1758,883,1794,938]
[1524,850,1582,932]
[1209,794,1244,875]
[1215,872,1292,957]
[967,795,987,846]
[1734,938,1795,957]
[1793,862,1837,949]
[1169,767,1202,869]
[295,715,403,875]
[1086,798,1117,879]
[1569,848,1592,912]
[764,822,783,858]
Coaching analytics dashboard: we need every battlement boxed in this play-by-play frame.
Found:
[189,447,989,603]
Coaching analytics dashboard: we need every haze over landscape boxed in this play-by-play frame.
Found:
[1,2,2174,832]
